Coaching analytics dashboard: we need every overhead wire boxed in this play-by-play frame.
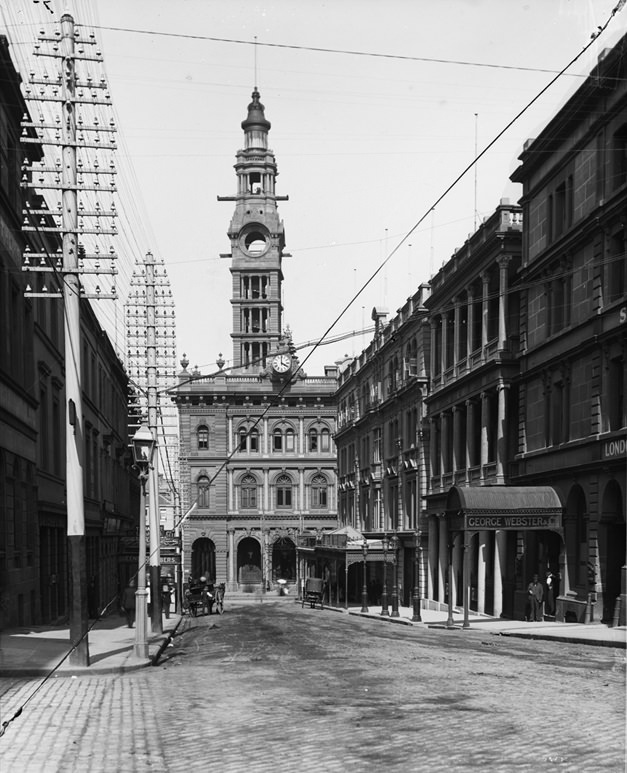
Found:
[0,0,624,741]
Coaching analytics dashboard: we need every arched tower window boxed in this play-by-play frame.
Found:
[197,425,209,450]
[197,475,210,508]
[276,474,293,508]
[311,474,328,509]
[240,474,258,509]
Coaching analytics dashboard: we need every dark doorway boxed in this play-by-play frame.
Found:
[237,536,262,585]
[271,537,296,582]
[191,537,216,581]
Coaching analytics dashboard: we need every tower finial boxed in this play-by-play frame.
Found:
[254,35,258,90]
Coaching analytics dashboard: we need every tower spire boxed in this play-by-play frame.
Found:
[218,90,290,372]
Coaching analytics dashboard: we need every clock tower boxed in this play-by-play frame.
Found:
[218,88,290,372]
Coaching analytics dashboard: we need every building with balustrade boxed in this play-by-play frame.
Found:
[171,90,338,592]
[509,36,626,625]
[423,200,528,620]
[333,34,627,626]
[334,287,431,606]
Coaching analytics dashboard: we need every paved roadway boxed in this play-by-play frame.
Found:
[1,598,624,772]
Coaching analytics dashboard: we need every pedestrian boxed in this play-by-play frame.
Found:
[527,574,544,622]
[121,579,136,628]
[161,575,172,619]
[545,569,555,616]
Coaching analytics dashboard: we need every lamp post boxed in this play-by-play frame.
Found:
[380,534,389,616]
[412,528,422,622]
[360,538,369,613]
[132,424,156,658]
[390,534,400,617]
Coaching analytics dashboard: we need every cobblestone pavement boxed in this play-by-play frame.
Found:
[1,599,624,772]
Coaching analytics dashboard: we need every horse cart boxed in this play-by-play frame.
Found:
[184,581,225,616]
[302,577,324,610]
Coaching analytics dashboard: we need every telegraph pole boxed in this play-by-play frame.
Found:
[21,14,118,666]
[126,251,178,633]
[145,251,162,632]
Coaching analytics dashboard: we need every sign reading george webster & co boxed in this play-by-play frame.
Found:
[466,514,561,530]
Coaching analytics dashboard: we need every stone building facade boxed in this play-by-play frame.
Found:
[509,36,627,624]
[172,90,338,592]
[334,287,430,606]
[0,35,137,627]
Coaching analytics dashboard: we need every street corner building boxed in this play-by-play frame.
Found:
[333,35,627,625]
[170,89,339,593]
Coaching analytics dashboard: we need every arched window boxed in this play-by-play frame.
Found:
[241,474,258,509]
[238,427,259,453]
[197,475,210,508]
[320,428,331,452]
[273,428,283,452]
[197,425,209,450]
[276,474,292,508]
[311,474,328,509]
[285,427,295,452]
[308,428,318,452]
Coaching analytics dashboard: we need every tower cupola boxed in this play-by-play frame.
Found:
[241,88,271,149]
[218,89,290,373]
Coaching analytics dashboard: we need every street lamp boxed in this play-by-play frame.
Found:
[412,528,422,622]
[380,534,389,616]
[132,424,156,658]
[390,534,400,617]
[360,538,369,613]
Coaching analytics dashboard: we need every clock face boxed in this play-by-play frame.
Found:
[272,354,291,373]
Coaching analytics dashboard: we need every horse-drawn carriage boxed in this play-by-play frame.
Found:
[184,579,225,616]
[301,577,324,610]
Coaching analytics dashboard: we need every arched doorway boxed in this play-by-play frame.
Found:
[599,480,626,623]
[271,536,296,583]
[191,537,216,581]
[237,536,262,586]
[564,485,588,595]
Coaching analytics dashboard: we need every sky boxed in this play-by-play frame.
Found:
[3,0,625,379]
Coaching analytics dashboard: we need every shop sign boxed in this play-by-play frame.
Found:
[161,555,180,565]
[465,513,561,530]
[603,437,626,458]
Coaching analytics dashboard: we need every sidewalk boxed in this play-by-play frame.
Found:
[1,598,624,680]
[344,602,627,648]
[0,612,183,678]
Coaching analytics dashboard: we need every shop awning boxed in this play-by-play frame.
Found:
[447,485,563,531]
[448,485,562,513]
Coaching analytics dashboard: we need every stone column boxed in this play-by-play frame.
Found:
[430,417,438,479]
[227,528,236,589]
[480,391,489,472]
[428,516,438,601]
[453,297,461,371]
[438,517,448,604]
[452,406,462,473]
[441,312,448,376]
[467,288,475,356]
[481,271,490,357]
[430,319,437,385]
[497,255,511,351]
[496,381,507,484]
[477,530,488,614]
[452,532,463,607]
[465,398,474,473]
[441,411,449,475]
[493,530,506,618]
